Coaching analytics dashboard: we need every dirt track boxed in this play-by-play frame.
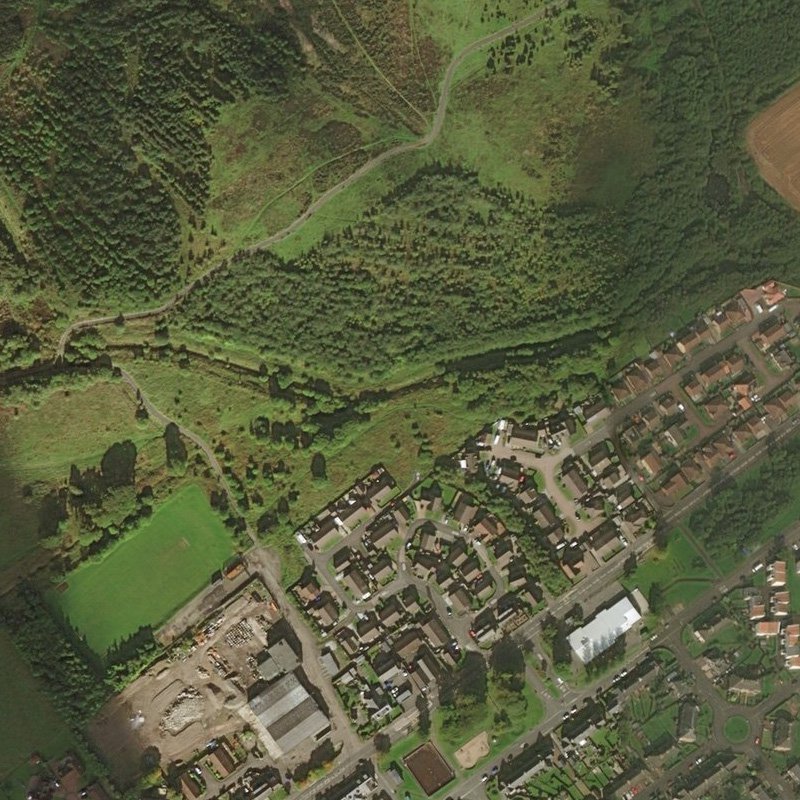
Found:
[747,81,800,211]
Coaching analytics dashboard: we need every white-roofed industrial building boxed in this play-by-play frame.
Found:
[248,671,330,757]
[567,597,641,664]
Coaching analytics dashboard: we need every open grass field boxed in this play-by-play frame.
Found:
[0,379,162,571]
[622,528,714,609]
[0,629,76,798]
[115,352,488,584]
[48,484,235,655]
[747,81,800,212]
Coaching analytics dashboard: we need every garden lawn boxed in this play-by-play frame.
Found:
[0,630,76,797]
[622,528,714,609]
[49,484,234,655]
[434,682,544,769]
[723,715,750,744]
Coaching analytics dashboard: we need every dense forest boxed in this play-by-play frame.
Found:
[179,164,622,382]
[173,0,800,401]
[689,437,800,558]
[0,0,298,307]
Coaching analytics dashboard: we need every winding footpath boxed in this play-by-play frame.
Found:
[55,6,555,358]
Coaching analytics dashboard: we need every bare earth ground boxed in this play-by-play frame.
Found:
[747,81,800,210]
[89,586,288,784]
[454,731,489,770]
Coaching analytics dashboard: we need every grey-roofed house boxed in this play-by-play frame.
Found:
[367,516,399,549]
[421,614,450,650]
[562,463,588,498]
[249,671,330,758]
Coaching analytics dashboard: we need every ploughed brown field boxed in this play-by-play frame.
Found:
[748,82,800,211]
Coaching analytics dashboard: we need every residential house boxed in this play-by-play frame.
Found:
[507,561,529,590]
[400,585,422,617]
[367,516,399,549]
[179,773,204,800]
[370,553,394,583]
[364,469,397,507]
[394,629,424,663]
[698,438,730,470]
[656,392,681,418]
[611,379,633,405]
[516,486,540,507]
[309,514,340,550]
[768,561,787,587]
[332,546,353,573]
[624,362,651,394]
[785,624,800,670]
[680,457,705,485]
[697,358,731,389]
[412,550,438,578]
[451,492,478,528]
[418,523,438,553]
[732,417,769,447]
[562,462,589,498]
[658,471,688,502]
[472,512,504,542]
[585,441,612,475]
[507,424,542,452]
[335,498,367,531]
[676,321,712,354]
[336,626,360,656]
[493,537,516,572]
[710,298,750,338]
[448,584,473,615]
[532,499,559,530]
[294,574,321,606]
[661,344,683,369]
[755,621,781,638]
[772,591,790,617]
[661,421,691,449]
[313,594,340,629]
[495,458,523,488]
[420,614,450,651]
[749,599,766,621]
[207,742,237,778]
[447,540,469,569]
[474,572,495,601]
[752,318,788,352]
[599,466,625,492]
[637,451,663,479]
[378,597,404,629]
[702,395,728,422]
[460,556,482,584]
[342,565,371,599]
[683,376,705,403]
[355,612,381,644]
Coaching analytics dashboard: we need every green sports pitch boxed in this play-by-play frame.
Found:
[49,483,235,655]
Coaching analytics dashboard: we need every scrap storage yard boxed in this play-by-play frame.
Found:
[747,81,800,210]
[88,576,296,784]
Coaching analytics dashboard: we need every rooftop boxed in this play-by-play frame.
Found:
[568,597,641,664]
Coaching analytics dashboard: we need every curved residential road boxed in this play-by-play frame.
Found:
[56,5,554,357]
